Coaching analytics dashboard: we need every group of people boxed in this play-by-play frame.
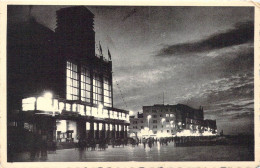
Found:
[77,138,128,150]
[131,137,175,149]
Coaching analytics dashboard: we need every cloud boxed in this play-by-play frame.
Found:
[156,21,253,57]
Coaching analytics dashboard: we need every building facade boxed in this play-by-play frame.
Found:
[129,104,217,139]
[7,6,129,147]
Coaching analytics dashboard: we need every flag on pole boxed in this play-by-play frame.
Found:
[108,49,112,60]
[99,41,103,55]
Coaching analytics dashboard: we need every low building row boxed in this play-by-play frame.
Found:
[129,104,217,139]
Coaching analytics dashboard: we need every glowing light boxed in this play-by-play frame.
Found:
[43,92,53,99]
[86,122,90,130]
[37,97,53,111]
[129,111,134,116]
[98,103,103,110]
[22,97,36,111]
[99,123,103,130]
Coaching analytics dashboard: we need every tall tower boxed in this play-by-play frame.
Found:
[55,6,95,59]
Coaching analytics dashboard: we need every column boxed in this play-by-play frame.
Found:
[90,121,94,140]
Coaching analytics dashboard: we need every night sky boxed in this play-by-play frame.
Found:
[8,5,254,135]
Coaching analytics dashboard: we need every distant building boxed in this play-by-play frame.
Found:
[7,6,129,147]
[129,104,217,139]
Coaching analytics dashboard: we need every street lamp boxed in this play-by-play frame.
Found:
[147,115,151,136]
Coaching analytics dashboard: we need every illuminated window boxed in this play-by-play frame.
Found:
[81,66,91,102]
[166,114,169,117]
[93,72,103,105]
[79,105,85,116]
[86,122,90,130]
[103,109,108,118]
[22,97,36,111]
[104,76,112,107]
[94,123,97,130]
[86,106,91,116]
[99,123,103,130]
[59,102,64,112]
[66,61,79,100]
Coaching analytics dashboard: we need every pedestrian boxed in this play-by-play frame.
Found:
[143,139,146,149]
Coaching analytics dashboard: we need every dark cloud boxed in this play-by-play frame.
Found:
[156,21,254,57]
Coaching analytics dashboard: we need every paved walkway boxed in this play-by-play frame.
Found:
[12,142,253,161]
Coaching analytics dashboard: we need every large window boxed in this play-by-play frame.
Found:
[103,76,112,107]
[93,72,102,105]
[81,66,91,102]
[66,61,79,100]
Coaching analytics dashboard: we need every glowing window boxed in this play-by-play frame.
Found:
[94,123,97,130]
[66,61,79,100]
[86,122,90,130]
[103,76,112,107]
[86,106,91,116]
[99,123,103,130]
[93,72,103,105]
[66,103,71,111]
[59,102,64,112]
[79,105,85,116]
[81,66,91,102]
[92,107,97,117]
[22,97,36,111]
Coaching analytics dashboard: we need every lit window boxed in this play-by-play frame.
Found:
[79,105,85,116]
[59,102,64,112]
[81,66,91,102]
[66,103,71,111]
[92,107,97,117]
[104,76,112,107]
[72,104,77,112]
[66,61,79,100]
[94,123,97,130]
[110,124,113,130]
[85,106,90,116]
[86,122,90,130]
[99,123,103,130]
[103,109,108,118]
[22,97,36,111]
[166,114,169,117]
[93,72,102,105]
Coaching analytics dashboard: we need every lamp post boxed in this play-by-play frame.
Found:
[147,115,151,137]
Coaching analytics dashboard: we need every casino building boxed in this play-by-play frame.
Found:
[7,6,129,146]
[129,104,217,139]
